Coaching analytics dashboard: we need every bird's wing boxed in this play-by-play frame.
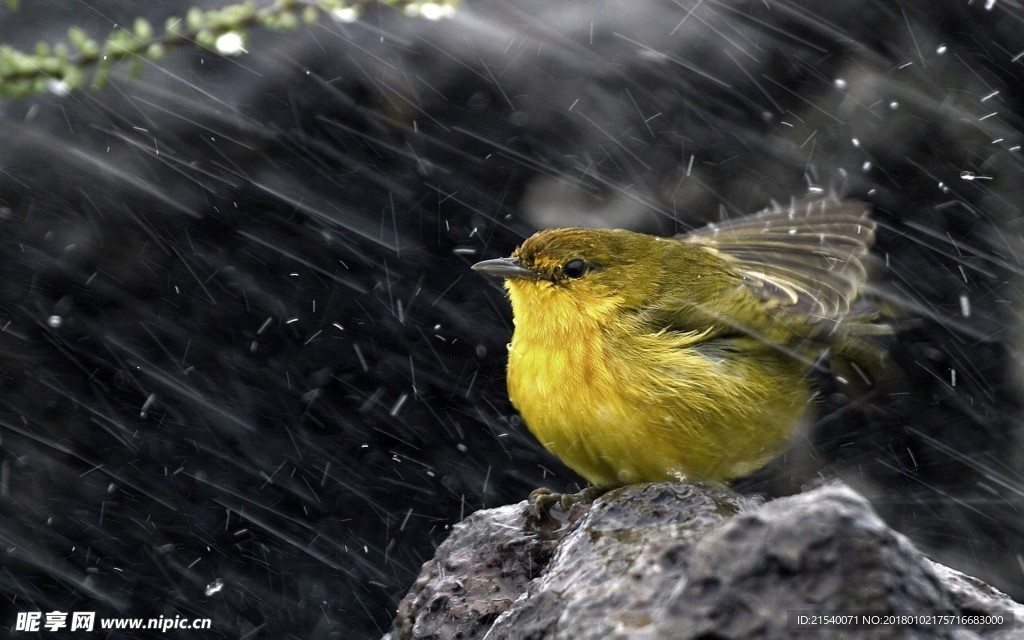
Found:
[680,198,875,323]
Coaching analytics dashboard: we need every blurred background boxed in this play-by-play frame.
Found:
[1,0,1022,637]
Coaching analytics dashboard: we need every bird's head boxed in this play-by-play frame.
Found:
[473,228,667,330]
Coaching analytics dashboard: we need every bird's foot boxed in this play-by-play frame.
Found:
[527,485,608,521]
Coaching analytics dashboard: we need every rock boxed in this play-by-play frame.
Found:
[384,482,1024,640]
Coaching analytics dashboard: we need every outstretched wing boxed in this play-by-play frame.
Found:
[681,198,875,324]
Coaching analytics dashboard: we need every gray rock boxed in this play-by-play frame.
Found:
[384,482,1024,640]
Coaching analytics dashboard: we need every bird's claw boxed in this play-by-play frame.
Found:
[527,485,608,521]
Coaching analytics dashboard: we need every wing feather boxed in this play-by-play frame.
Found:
[681,199,875,322]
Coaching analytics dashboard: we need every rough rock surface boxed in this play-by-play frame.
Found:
[384,482,1024,640]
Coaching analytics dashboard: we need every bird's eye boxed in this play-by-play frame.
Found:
[563,258,587,279]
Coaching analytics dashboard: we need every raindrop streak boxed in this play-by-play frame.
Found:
[141,394,156,418]
[390,393,409,417]
[353,344,369,372]
[205,579,224,597]
[960,171,991,181]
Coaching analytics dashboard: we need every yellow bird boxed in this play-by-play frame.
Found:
[473,199,885,491]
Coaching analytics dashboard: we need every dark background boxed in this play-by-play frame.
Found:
[1,1,1022,637]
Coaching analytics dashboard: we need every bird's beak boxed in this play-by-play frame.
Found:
[472,257,549,281]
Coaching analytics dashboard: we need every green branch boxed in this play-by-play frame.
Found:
[0,0,459,98]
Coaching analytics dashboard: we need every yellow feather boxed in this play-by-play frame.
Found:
[506,278,809,486]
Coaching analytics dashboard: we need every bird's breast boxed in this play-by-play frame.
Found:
[505,310,650,485]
